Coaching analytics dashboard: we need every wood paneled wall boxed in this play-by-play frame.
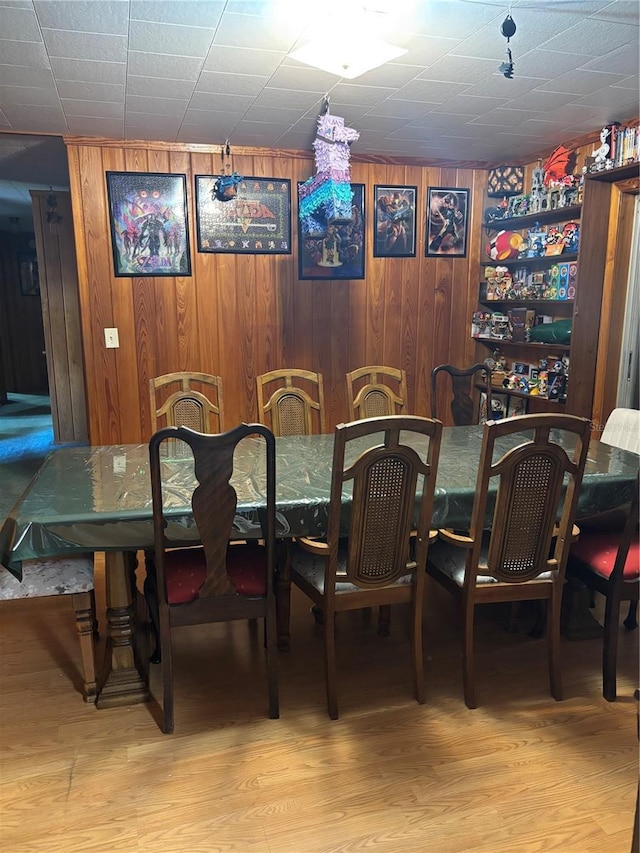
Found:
[66,139,486,445]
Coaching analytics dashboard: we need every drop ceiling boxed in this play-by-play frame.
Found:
[0,0,638,228]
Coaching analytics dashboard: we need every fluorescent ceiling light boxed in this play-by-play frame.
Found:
[289,38,407,79]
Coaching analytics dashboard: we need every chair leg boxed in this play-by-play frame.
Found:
[159,609,174,734]
[72,591,98,703]
[324,607,339,720]
[603,589,622,702]
[276,549,292,651]
[462,597,477,709]
[143,555,161,664]
[412,600,425,705]
[378,604,391,637]
[548,591,563,701]
[623,600,638,631]
[265,599,280,720]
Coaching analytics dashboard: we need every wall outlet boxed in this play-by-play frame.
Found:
[104,327,119,348]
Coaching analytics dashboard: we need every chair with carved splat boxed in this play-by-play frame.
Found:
[146,422,278,733]
[431,362,492,426]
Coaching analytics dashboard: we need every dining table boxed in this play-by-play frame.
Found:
[1,424,638,707]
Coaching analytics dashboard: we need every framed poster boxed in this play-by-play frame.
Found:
[106,171,191,277]
[298,183,365,280]
[18,252,40,295]
[373,185,417,257]
[195,176,291,254]
[426,187,470,258]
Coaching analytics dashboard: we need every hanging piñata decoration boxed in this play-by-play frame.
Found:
[212,140,243,202]
[298,98,360,236]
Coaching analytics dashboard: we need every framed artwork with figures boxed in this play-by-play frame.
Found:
[298,183,365,280]
[426,187,469,258]
[106,171,191,277]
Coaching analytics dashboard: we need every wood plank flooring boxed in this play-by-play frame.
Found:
[0,553,637,853]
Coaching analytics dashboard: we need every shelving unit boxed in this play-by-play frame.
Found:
[474,202,582,414]
[474,161,639,419]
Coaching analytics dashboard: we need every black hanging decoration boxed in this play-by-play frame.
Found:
[498,11,516,79]
[212,140,243,202]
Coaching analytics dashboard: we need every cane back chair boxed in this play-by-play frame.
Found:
[150,371,224,434]
[256,368,326,436]
[282,415,442,719]
[346,366,407,421]
[426,413,591,709]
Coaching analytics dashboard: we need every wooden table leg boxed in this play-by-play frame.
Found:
[96,550,150,708]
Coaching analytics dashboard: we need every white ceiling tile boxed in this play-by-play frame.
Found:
[581,42,640,75]
[127,76,195,99]
[429,95,509,116]
[50,57,125,85]
[329,84,396,108]
[1,103,68,130]
[65,115,124,135]
[1,5,41,41]
[0,84,59,106]
[34,1,128,34]
[469,107,537,128]
[196,71,268,97]
[214,11,299,52]
[0,39,49,67]
[392,78,471,103]
[128,21,214,58]
[540,18,638,55]
[130,1,225,28]
[61,98,123,118]
[0,65,53,87]
[511,49,591,80]
[612,74,639,90]
[268,63,342,92]
[256,87,321,112]
[57,80,125,102]
[536,69,627,95]
[188,91,254,112]
[181,109,247,130]
[364,99,431,120]
[348,63,422,89]
[125,95,188,117]
[42,29,127,62]
[202,45,285,76]
[127,51,202,81]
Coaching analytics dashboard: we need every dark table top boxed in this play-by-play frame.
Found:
[1,425,638,575]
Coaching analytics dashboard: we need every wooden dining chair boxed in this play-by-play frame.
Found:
[150,371,224,434]
[256,368,326,436]
[282,414,442,719]
[426,412,591,709]
[431,362,493,426]
[346,366,407,421]
[567,473,639,701]
[0,554,98,702]
[146,422,278,733]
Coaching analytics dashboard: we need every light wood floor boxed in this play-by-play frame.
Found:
[0,553,637,853]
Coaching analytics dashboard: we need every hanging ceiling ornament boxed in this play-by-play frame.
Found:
[298,95,360,236]
[212,140,243,202]
[498,11,516,79]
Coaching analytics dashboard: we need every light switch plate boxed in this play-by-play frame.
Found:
[104,327,119,348]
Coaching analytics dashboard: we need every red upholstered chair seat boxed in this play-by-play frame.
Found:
[164,545,268,604]
[571,533,639,581]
